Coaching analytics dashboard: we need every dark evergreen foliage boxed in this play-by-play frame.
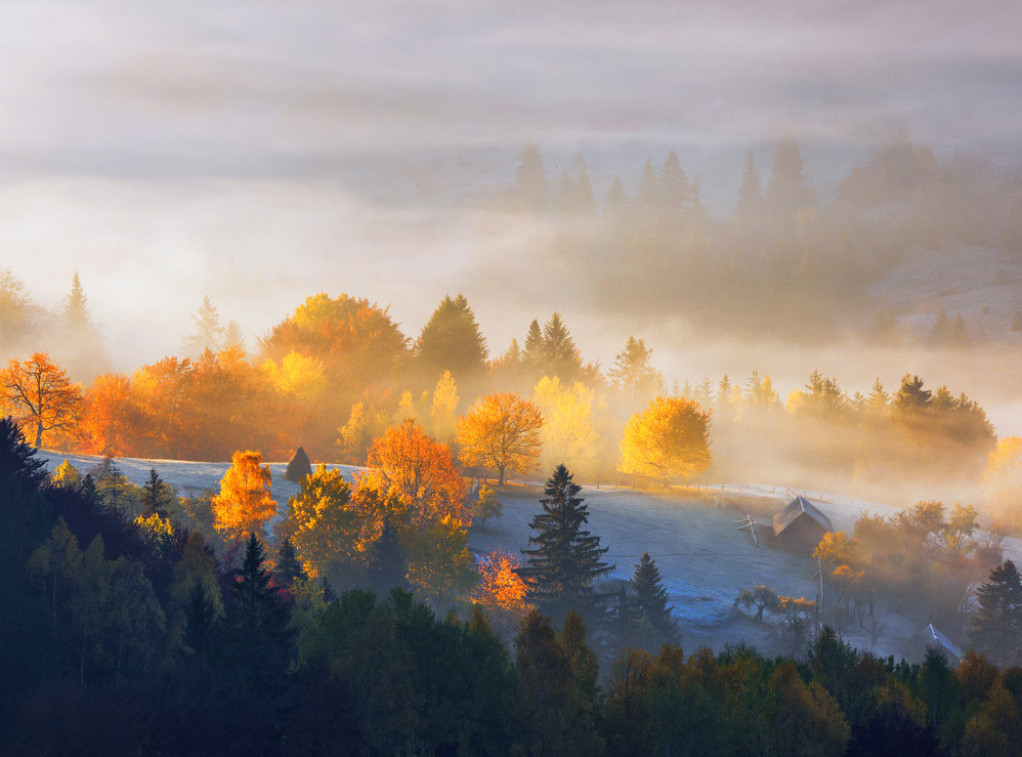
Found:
[275,537,307,590]
[416,293,488,383]
[968,560,1022,666]
[521,465,613,621]
[629,552,680,649]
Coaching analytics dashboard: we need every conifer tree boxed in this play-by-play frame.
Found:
[521,465,613,620]
[416,294,487,383]
[275,538,307,590]
[182,295,223,358]
[661,151,690,217]
[629,552,680,649]
[968,560,1022,666]
[542,312,581,383]
[609,336,664,400]
[223,533,296,682]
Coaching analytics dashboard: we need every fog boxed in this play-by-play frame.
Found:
[2,0,1022,438]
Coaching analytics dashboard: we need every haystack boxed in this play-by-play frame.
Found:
[284,446,312,483]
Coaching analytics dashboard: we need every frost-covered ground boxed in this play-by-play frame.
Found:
[36,449,1005,659]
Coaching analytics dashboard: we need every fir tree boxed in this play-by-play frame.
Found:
[629,552,680,649]
[141,468,175,518]
[182,295,224,358]
[968,560,1022,666]
[521,465,613,621]
[609,336,664,400]
[416,294,488,383]
[223,533,296,682]
[63,272,94,334]
[542,312,581,383]
[275,538,307,591]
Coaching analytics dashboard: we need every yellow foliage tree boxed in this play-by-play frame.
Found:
[281,465,384,581]
[532,376,601,477]
[429,370,459,442]
[618,396,711,483]
[211,450,277,541]
[457,392,543,485]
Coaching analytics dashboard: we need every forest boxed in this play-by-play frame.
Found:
[2,138,1022,755]
[4,419,1022,757]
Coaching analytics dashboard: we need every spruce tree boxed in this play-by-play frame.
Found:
[968,560,1022,666]
[416,294,488,383]
[223,533,296,682]
[542,312,581,383]
[629,552,680,649]
[275,538,307,590]
[521,465,613,621]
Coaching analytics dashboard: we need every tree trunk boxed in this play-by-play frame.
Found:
[498,466,506,486]
[35,421,43,448]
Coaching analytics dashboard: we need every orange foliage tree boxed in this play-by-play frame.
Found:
[80,374,147,456]
[2,353,83,447]
[365,419,468,524]
[474,549,532,632]
[211,450,278,541]
[457,392,543,485]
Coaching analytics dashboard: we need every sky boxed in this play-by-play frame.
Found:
[1,0,1021,426]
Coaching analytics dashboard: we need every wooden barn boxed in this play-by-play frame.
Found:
[772,496,833,553]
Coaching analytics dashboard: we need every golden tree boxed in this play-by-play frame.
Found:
[474,549,532,632]
[211,450,278,541]
[532,376,601,477]
[619,396,711,484]
[281,465,385,581]
[457,392,543,485]
[365,419,468,523]
[2,353,83,447]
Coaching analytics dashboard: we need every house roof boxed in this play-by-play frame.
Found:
[773,495,834,536]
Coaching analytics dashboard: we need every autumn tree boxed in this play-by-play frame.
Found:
[281,466,387,585]
[520,464,613,621]
[2,353,84,447]
[457,392,543,485]
[211,450,278,543]
[619,396,711,484]
[532,376,601,477]
[428,370,459,442]
[474,483,502,529]
[79,373,146,456]
[474,549,531,633]
[365,419,468,523]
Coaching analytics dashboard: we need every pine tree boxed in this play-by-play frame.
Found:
[275,538,307,590]
[182,295,223,358]
[223,533,296,682]
[542,312,581,383]
[141,468,175,518]
[521,465,613,621]
[609,336,664,400]
[63,272,94,334]
[605,176,629,222]
[416,294,487,383]
[629,552,680,649]
[522,319,545,379]
[570,158,597,217]
[968,560,1022,666]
